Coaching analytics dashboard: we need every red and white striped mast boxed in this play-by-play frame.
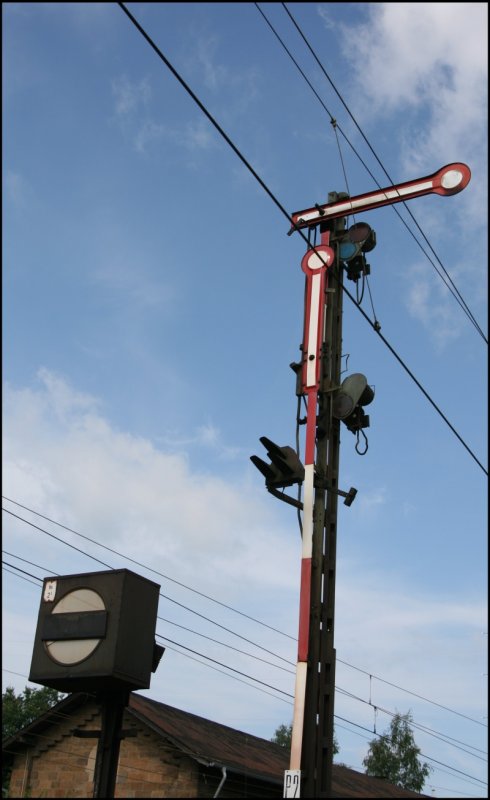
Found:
[253,162,471,798]
[290,234,335,773]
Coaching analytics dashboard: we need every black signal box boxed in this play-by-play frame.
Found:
[29,569,160,693]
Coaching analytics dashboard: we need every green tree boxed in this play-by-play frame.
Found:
[2,685,64,740]
[362,711,431,793]
[2,685,65,797]
[271,722,339,756]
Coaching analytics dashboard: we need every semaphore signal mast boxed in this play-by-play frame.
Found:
[251,162,471,798]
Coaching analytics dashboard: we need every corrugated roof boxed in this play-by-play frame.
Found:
[128,694,428,797]
[129,693,288,784]
[3,692,429,797]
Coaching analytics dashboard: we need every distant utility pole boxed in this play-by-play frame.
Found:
[251,162,470,799]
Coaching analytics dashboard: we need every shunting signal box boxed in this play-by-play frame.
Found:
[29,568,161,693]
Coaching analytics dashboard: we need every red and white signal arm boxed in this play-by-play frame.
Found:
[290,163,471,232]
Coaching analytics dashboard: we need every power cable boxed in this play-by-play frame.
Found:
[117,2,487,476]
[2,566,40,588]
[3,556,486,762]
[331,719,487,794]
[155,634,294,699]
[3,692,485,795]
[158,644,294,706]
[258,0,486,342]
[2,508,293,666]
[3,550,60,577]
[155,614,295,674]
[334,715,487,788]
[2,560,43,583]
[337,658,488,729]
[3,499,487,727]
[3,568,487,791]
[279,2,488,345]
[336,686,487,760]
[1,495,290,640]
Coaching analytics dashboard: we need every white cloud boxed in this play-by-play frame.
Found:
[133,119,167,153]
[184,31,259,118]
[356,486,387,513]
[336,4,487,111]
[3,370,296,599]
[112,75,152,116]
[318,3,487,346]
[4,170,33,208]
[333,3,487,169]
[92,252,174,311]
[3,372,486,750]
[195,35,228,91]
[183,118,215,151]
[335,561,485,711]
[159,422,243,461]
[110,72,217,155]
[401,259,482,350]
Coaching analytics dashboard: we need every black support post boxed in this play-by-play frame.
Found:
[301,211,345,798]
[93,690,130,799]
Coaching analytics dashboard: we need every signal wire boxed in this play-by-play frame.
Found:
[279,2,487,345]
[337,658,488,729]
[3,499,487,727]
[3,556,486,772]
[256,1,475,335]
[336,686,487,760]
[3,553,487,760]
[117,2,487,477]
[2,619,486,791]
[334,715,487,788]
[2,508,294,666]
[1,496,291,640]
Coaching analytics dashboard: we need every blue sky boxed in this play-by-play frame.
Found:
[3,3,488,796]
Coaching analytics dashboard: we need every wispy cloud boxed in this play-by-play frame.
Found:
[111,73,217,155]
[3,371,292,595]
[318,3,487,346]
[112,74,152,116]
[194,34,228,90]
[402,260,472,351]
[184,31,259,118]
[4,170,33,209]
[330,3,487,173]
[3,370,485,725]
[133,119,168,153]
[159,422,243,461]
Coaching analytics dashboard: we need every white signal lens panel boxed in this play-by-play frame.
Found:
[44,588,106,666]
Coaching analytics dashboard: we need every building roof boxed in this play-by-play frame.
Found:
[129,693,287,784]
[3,692,429,798]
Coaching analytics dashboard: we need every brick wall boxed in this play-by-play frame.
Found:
[7,700,199,798]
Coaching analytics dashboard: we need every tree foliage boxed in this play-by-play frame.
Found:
[362,711,431,793]
[2,685,64,741]
[2,685,65,797]
[271,722,339,755]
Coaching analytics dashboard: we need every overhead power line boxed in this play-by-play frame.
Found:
[2,612,487,791]
[3,496,487,728]
[9,548,484,763]
[334,715,487,789]
[277,2,487,344]
[0,496,288,638]
[117,2,487,476]
[1,507,293,666]
[6,665,486,793]
[337,658,488,729]
[4,558,488,773]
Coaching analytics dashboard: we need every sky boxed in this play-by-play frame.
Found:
[2,2,488,797]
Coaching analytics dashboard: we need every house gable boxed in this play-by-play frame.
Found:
[5,697,200,798]
[3,692,429,798]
